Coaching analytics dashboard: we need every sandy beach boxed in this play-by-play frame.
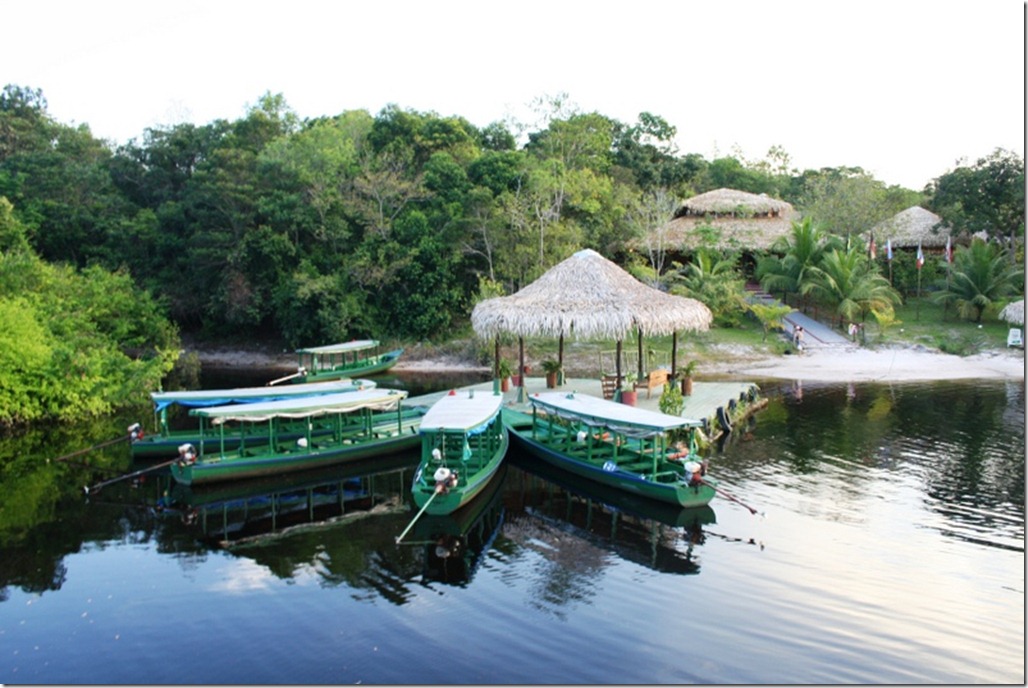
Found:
[723,345,1024,383]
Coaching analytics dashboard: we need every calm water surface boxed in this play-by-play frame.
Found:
[1,374,1023,684]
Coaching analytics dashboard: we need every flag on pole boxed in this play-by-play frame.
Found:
[945,236,953,263]
[916,242,924,270]
[886,238,893,261]
[869,233,877,260]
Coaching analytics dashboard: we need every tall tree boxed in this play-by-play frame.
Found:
[927,148,1025,261]
[799,169,913,240]
[624,187,678,282]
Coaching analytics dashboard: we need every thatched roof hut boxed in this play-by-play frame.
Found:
[471,249,712,388]
[652,188,799,251]
[471,249,712,340]
[999,299,1024,326]
[869,206,952,248]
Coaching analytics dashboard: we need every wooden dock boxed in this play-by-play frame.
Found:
[407,375,766,439]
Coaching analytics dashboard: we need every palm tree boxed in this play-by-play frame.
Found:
[802,245,901,328]
[668,248,746,325]
[756,216,841,308]
[932,238,1022,322]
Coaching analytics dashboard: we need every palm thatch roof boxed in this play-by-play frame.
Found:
[999,299,1024,326]
[471,249,712,340]
[650,188,799,251]
[869,206,952,248]
[675,188,794,217]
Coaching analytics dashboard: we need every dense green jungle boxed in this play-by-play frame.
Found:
[0,84,1022,427]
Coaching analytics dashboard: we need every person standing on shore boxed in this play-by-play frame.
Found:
[793,325,804,351]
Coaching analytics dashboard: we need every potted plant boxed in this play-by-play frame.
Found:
[541,358,562,388]
[680,359,698,396]
[621,372,638,406]
[497,359,513,392]
[516,363,531,386]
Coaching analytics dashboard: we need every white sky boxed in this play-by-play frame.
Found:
[3,0,1024,190]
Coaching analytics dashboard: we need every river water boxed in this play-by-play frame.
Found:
[0,375,1023,684]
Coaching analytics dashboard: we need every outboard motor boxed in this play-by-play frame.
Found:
[177,443,197,465]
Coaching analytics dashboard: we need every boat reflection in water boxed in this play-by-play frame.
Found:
[164,451,419,545]
[405,464,508,586]
[507,451,716,575]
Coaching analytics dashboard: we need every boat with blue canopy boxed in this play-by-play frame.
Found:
[169,388,426,486]
[132,379,377,459]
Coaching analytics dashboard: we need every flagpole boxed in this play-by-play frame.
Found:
[921,265,929,322]
[915,242,923,322]
[943,236,952,320]
[886,239,893,286]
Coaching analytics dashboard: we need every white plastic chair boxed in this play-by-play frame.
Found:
[1007,328,1023,348]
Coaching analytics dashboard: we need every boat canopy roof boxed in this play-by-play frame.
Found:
[297,340,379,355]
[420,390,503,433]
[190,389,407,423]
[150,379,375,412]
[528,392,702,438]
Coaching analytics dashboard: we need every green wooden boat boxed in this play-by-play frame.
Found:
[170,388,426,486]
[274,340,404,385]
[410,389,508,515]
[132,379,378,459]
[507,391,717,508]
[510,447,716,530]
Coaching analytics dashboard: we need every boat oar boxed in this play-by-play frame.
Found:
[51,423,142,464]
[394,486,443,544]
[701,479,764,517]
[83,456,179,495]
[267,369,305,386]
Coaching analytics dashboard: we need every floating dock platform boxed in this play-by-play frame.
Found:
[407,376,767,440]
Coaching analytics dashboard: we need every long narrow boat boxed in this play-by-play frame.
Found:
[510,448,716,530]
[170,388,426,486]
[507,391,717,508]
[275,340,404,385]
[132,379,377,459]
[410,389,508,515]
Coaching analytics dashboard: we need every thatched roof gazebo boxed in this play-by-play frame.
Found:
[652,188,799,251]
[471,249,712,397]
[999,299,1024,326]
[869,206,952,249]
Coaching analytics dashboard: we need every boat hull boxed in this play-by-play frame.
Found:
[171,431,420,486]
[507,426,715,508]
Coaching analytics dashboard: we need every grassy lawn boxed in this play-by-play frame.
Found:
[867,297,1016,354]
